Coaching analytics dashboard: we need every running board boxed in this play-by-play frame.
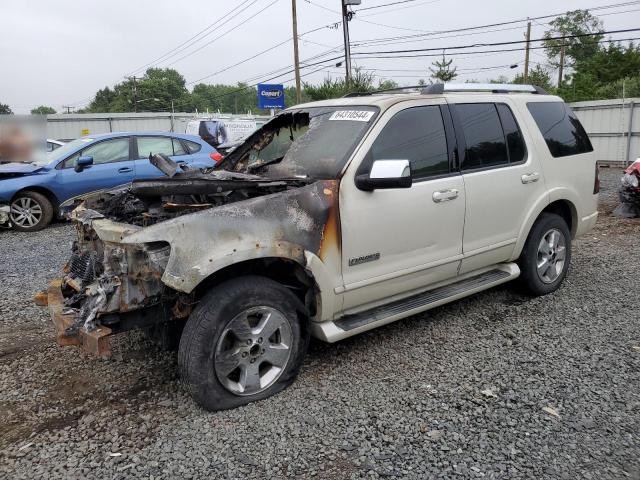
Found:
[313,264,519,343]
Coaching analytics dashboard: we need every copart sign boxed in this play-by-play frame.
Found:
[257,84,285,110]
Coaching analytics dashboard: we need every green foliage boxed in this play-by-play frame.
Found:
[30,105,56,115]
[513,65,554,91]
[0,103,12,114]
[543,10,604,68]
[303,69,377,100]
[429,54,457,83]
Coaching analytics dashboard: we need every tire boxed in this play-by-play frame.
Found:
[517,212,572,296]
[178,275,309,411]
[10,191,54,232]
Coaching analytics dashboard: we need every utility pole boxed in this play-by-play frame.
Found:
[557,44,565,87]
[126,76,139,112]
[62,105,74,114]
[291,0,302,104]
[524,21,531,83]
[341,0,354,84]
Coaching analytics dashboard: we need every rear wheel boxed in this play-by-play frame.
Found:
[518,212,571,296]
[10,191,54,232]
[178,276,309,411]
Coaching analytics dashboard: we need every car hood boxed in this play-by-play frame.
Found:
[0,162,45,177]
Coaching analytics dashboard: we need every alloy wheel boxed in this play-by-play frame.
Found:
[536,228,567,284]
[214,306,293,396]
[10,197,43,228]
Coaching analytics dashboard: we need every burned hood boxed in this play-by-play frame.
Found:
[77,179,340,293]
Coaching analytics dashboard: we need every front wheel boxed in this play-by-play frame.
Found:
[10,191,54,232]
[517,212,572,296]
[178,276,309,411]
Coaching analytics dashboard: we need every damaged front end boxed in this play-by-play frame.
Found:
[45,208,188,357]
[614,158,640,218]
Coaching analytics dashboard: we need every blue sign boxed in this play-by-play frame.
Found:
[257,83,285,109]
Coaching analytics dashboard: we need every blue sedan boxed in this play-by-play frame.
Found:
[0,132,221,231]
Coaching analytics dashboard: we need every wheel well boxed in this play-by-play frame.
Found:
[12,187,60,215]
[193,257,319,318]
[542,200,577,237]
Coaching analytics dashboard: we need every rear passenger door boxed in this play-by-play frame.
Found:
[133,135,195,179]
[450,101,548,274]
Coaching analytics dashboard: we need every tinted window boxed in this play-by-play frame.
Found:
[455,103,508,170]
[137,136,174,159]
[496,104,526,163]
[366,106,449,179]
[185,140,202,154]
[527,102,593,157]
[81,138,129,165]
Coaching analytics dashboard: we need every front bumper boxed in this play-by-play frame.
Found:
[45,278,113,357]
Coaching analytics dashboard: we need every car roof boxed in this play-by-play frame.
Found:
[85,131,204,141]
[290,92,564,111]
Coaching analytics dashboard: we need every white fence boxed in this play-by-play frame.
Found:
[45,112,271,141]
[570,98,639,166]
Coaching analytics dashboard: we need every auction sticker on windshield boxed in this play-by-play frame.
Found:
[329,110,375,122]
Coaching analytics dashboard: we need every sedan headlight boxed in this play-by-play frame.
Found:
[622,173,639,188]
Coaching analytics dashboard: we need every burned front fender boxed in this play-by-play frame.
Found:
[119,180,341,294]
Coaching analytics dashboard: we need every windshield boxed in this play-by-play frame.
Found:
[227,106,379,179]
[39,137,95,166]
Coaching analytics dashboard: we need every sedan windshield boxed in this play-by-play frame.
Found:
[226,106,379,179]
[38,137,95,166]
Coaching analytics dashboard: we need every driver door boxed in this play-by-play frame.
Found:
[339,101,466,313]
[55,137,135,201]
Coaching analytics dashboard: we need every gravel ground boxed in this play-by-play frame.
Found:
[0,168,639,480]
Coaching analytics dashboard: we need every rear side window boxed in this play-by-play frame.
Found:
[496,104,526,164]
[172,138,187,156]
[185,140,202,154]
[455,103,508,170]
[527,102,593,157]
[366,106,449,180]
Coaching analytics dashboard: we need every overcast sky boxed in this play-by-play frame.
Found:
[1,0,637,113]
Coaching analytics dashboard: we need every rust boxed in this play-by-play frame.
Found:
[33,290,48,307]
[318,180,341,262]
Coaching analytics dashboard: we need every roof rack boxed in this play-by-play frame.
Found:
[343,82,548,98]
[423,83,549,95]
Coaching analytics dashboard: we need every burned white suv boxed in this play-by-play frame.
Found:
[41,84,599,411]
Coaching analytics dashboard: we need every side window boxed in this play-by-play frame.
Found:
[185,140,202,154]
[496,104,526,163]
[366,106,449,180]
[137,136,174,159]
[455,103,508,170]
[172,138,187,156]
[527,102,593,157]
[80,138,130,165]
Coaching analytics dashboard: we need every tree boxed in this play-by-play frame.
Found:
[30,105,56,115]
[303,69,376,101]
[513,65,554,91]
[429,53,457,83]
[543,10,604,68]
[0,103,12,114]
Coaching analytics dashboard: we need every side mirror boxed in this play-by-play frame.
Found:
[75,155,94,173]
[355,159,412,191]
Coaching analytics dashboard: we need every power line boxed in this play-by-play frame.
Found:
[353,35,640,59]
[356,0,423,11]
[124,0,258,76]
[353,28,640,56]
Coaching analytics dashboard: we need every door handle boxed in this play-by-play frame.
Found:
[521,172,540,184]
[118,167,133,173]
[432,189,459,203]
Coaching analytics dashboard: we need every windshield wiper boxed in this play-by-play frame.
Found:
[247,155,285,173]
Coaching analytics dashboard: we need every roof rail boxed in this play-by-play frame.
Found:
[423,83,548,95]
[343,85,425,98]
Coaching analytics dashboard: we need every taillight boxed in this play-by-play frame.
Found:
[593,164,600,194]
[210,152,223,163]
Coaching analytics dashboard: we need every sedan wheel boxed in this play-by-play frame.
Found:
[9,191,54,232]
